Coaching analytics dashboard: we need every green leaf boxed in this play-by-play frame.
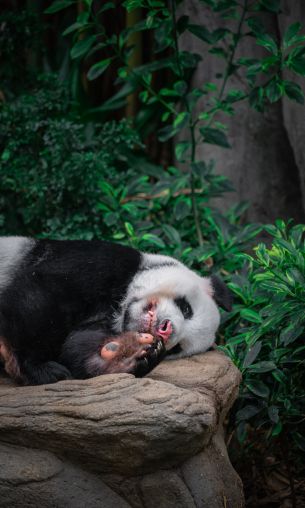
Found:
[97,2,115,14]
[87,58,112,81]
[225,89,246,103]
[90,82,134,113]
[125,222,134,237]
[176,15,189,35]
[236,404,261,421]
[174,81,188,95]
[62,22,84,36]
[175,141,191,161]
[243,341,262,367]
[159,88,180,97]
[265,79,283,103]
[209,47,227,59]
[248,361,276,373]
[191,161,208,178]
[174,200,191,221]
[158,125,179,142]
[283,22,302,49]
[1,149,10,162]
[279,323,303,346]
[256,34,278,55]
[173,111,189,129]
[99,181,115,196]
[45,0,74,14]
[71,35,96,59]
[104,212,118,226]
[288,54,305,77]
[240,308,262,323]
[272,369,286,384]
[249,87,264,112]
[268,406,279,423]
[200,127,231,148]
[246,380,270,398]
[162,224,181,246]
[272,421,283,436]
[247,17,265,36]
[188,24,212,43]
[141,234,165,248]
[211,28,230,43]
[283,80,304,104]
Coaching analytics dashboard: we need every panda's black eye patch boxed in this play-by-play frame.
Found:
[174,297,193,319]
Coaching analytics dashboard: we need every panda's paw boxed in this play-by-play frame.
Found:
[99,332,166,377]
[133,337,166,377]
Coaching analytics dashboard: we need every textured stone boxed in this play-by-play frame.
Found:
[148,350,241,422]
[0,351,244,507]
[0,443,130,508]
[181,430,244,508]
[0,373,214,476]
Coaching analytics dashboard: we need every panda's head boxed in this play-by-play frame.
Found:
[118,254,232,357]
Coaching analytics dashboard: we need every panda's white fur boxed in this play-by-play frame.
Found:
[0,236,34,291]
[114,252,221,358]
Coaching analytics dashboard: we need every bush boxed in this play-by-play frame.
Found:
[221,221,305,466]
[0,77,142,239]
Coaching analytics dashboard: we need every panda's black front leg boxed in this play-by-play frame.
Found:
[60,329,166,379]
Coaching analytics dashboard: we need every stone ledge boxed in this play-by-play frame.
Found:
[0,350,244,507]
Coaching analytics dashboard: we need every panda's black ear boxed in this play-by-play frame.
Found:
[210,275,233,312]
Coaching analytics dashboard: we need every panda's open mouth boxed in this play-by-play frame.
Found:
[156,319,173,341]
[142,302,173,341]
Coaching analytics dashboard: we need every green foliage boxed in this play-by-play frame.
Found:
[0,77,142,239]
[221,222,305,461]
[46,0,305,253]
[94,164,261,273]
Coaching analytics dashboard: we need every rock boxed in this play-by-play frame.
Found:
[0,351,244,507]
[0,443,130,508]
[0,373,214,476]
[181,429,244,508]
[148,350,241,422]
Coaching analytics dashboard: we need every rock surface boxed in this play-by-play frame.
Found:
[0,351,244,508]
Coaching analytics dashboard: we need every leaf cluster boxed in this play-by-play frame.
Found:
[221,221,305,461]
[0,77,141,239]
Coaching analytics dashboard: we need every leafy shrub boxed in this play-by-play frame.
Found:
[0,77,142,239]
[96,167,261,274]
[221,221,305,464]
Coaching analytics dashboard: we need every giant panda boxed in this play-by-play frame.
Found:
[0,237,232,385]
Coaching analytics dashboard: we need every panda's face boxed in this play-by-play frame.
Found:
[117,254,230,357]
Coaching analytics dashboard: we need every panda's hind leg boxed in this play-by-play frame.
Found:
[20,358,72,385]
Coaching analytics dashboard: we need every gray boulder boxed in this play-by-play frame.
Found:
[0,351,244,507]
